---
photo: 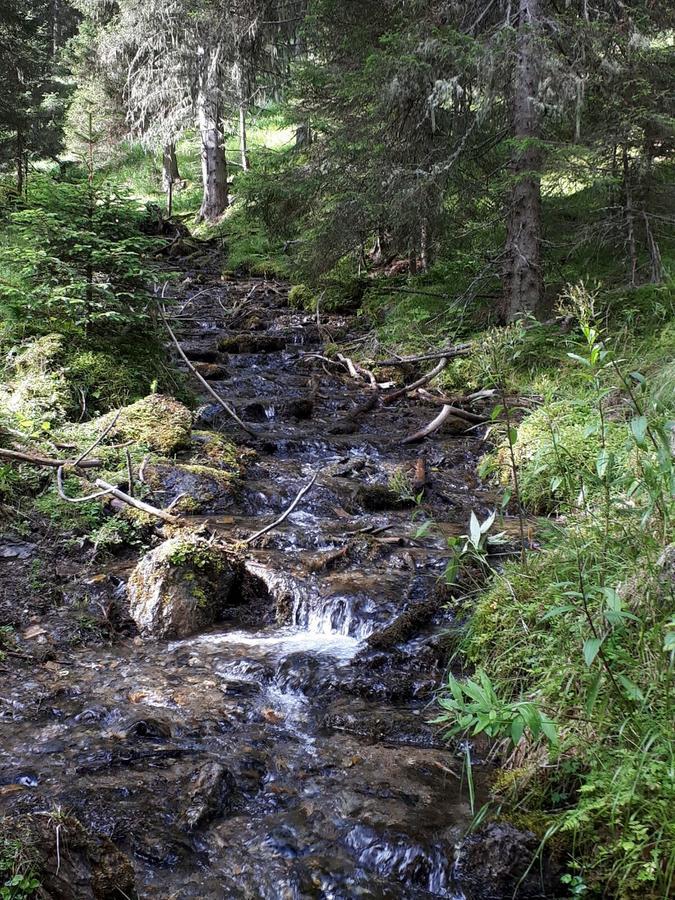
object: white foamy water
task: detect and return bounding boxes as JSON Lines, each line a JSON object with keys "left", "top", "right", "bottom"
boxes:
{"left": 169, "top": 626, "right": 361, "bottom": 663}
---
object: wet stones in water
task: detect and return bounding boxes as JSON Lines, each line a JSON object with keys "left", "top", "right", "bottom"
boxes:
{"left": 457, "top": 822, "right": 559, "bottom": 899}
{"left": 127, "top": 535, "right": 238, "bottom": 639}
{"left": 322, "top": 699, "right": 443, "bottom": 749}
{"left": 192, "top": 361, "right": 229, "bottom": 380}
{"left": 218, "top": 334, "right": 286, "bottom": 354}
{"left": 179, "top": 761, "right": 236, "bottom": 830}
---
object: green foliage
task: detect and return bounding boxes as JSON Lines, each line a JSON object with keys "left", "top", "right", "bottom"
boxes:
{"left": 0, "top": 836, "right": 40, "bottom": 900}
{"left": 439, "top": 286, "right": 675, "bottom": 897}
{"left": 0, "top": 174, "right": 159, "bottom": 338}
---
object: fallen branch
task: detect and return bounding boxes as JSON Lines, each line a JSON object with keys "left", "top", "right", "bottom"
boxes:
{"left": 74, "top": 410, "right": 120, "bottom": 466}
{"left": 415, "top": 390, "right": 488, "bottom": 423}
{"left": 382, "top": 357, "right": 448, "bottom": 405}
{"left": 57, "top": 466, "right": 113, "bottom": 503}
{"left": 374, "top": 342, "right": 472, "bottom": 367}
{"left": 93, "top": 478, "right": 180, "bottom": 524}
{"left": 245, "top": 471, "right": 319, "bottom": 544}
{"left": 0, "top": 448, "right": 102, "bottom": 470}
{"left": 402, "top": 405, "right": 455, "bottom": 444}
{"left": 157, "top": 301, "right": 259, "bottom": 438}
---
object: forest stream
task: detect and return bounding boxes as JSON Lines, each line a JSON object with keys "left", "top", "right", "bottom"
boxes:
{"left": 0, "top": 256, "right": 542, "bottom": 899}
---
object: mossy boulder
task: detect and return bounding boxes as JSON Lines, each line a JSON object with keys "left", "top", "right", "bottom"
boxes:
{"left": 107, "top": 394, "right": 192, "bottom": 454}
{"left": 146, "top": 462, "right": 238, "bottom": 514}
{"left": 127, "top": 535, "right": 237, "bottom": 639}
{"left": 58, "top": 394, "right": 192, "bottom": 460}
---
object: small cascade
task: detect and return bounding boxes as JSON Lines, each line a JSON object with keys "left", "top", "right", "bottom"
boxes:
{"left": 345, "top": 826, "right": 464, "bottom": 899}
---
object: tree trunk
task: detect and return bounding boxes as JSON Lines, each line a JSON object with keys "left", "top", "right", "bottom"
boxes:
{"left": 162, "top": 143, "right": 181, "bottom": 192}
{"left": 239, "top": 103, "right": 250, "bottom": 171}
{"left": 502, "top": 0, "right": 543, "bottom": 322}
{"left": 16, "top": 128, "right": 24, "bottom": 196}
{"left": 196, "top": 73, "right": 228, "bottom": 222}
{"left": 622, "top": 146, "right": 638, "bottom": 287}
{"left": 295, "top": 122, "right": 312, "bottom": 150}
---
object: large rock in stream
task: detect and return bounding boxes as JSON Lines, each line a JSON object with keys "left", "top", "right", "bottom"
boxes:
{"left": 127, "top": 535, "right": 237, "bottom": 639}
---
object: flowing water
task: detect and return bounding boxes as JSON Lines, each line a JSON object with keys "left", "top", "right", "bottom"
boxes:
{"left": 0, "top": 263, "right": 515, "bottom": 898}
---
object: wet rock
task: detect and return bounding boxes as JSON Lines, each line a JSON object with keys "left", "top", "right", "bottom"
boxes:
{"left": 146, "top": 462, "right": 237, "bottom": 514}
{"left": 180, "top": 761, "right": 236, "bottom": 829}
{"left": 355, "top": 483, "right": 415, "bottom": 512}
{"left": 218, "top": 334, "right": 286, "bottom": 354}
{"left": 0, "top": 537, "right": 36, "bottom": 559}
{"left": 193, "top": 361, "right": 229, "bottom": 380}
{"left": 322, "top": 700, "right": 443, "bottom": 749}
{"left": 181, "top": 347, "right": 221, "bottom": 364}
{"left": 127, "top": 535, "right": 237, "bottom": 639}
{"left": 334, "top": 646, "right": 441, "bottom": 702}
{"left": 458, "top": 822, "right": 558, "bottom": 899}
{"left": 345, "top": 824, "right": 453, "bottom": 896}
{"left": 2, "top": 813, "right": 137, "bottom": 899}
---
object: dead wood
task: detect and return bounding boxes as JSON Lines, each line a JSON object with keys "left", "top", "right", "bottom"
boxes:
{"left": 157, "top": 301, "right": 259, "bottom": 438}
{"left": 245, "top": 471, "right": 319, "bottom": 544}
{"left": 401, "top": 405, "right": 455, "bottom": 444}
{"left": 382, "top": 356, "right": 448, "bottom": 405}
{"left": 415, "top": 390, "right": 488, "bottom": 423}
{"left": 93, "top": 478, "right": 180, "bottom": 524}
{"left": 0, "top": 448, "right": 102, "bottom": 470}
{"left": 373, "top": 342, "right": 472, "bottom": 367}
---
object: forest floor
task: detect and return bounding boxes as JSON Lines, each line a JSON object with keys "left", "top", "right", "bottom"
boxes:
{"left": 0, "top": 244, "right": 555, "bottom": 898}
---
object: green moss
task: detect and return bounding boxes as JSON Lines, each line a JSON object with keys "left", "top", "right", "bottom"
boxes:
{"left": 484, "top": 401, "right": 631, "bottom": 513}
{"left": 57, "top": 394, "right": 192, "bottom": 459}
{"left": 288, "top": 284, "right": 317, "bottom": 310}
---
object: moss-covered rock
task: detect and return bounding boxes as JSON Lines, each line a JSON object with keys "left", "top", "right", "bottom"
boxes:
{"left": 145, "top": 462, "right": 238, "bottom": 514}
{"left": 127, "top": 534, "right": 237, "bottom": 639}
{"left": 58, "top": 394, "right": 193, "bottom": 459}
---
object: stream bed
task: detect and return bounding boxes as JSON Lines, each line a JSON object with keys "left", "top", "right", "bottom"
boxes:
{"left": 0, "top": 264, "right": 543, "bottom": 898}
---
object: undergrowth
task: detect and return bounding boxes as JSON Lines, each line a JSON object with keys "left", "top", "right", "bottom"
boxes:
{"left": 436, "top": 283, "right": 675, "bottom": 898}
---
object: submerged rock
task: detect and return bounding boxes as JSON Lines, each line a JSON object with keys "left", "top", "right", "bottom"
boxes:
{"left": 179, "top": 761, "right": 236, "bottom": 830}
{"left": 127, "top": 535, "right": 237, "bottom": 639}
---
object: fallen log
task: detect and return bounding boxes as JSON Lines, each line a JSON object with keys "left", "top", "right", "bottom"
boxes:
{"left": 93, "top": 478, "right": 180, "bottom": 524}
{"left": 0, "top": 448, "right": 102, "bottom": 470}
{"left": 402, "top": 405, "right": 455, "bottom": 444}
{"left": 415, "top": 390, "right": 488, "bottom": 423}
{"left": 382, "top": 357, "right": 448, "bottom": 405}
{"left": 374, "top": 342, "right": 472, "bottom": 367}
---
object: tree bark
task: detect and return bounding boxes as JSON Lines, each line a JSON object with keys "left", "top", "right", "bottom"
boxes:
{"left": 162, "top": 143, "right": 181, "bottom": 192}
{"left": 295, "top": 122, "right": 312, "bottom": 150}
{"left": 196, "top": 58, "right": 228, "bottom": 222}
{"left": 622, "top": 146, "right": 638, "bottom": 287}
{"left": 16, "top": 127, "right": 23, "bottom": 196}
{"left": 502, "top": 0, "right": 543, "bottom": 322}
{"left": 239, "top": 102, "right": 250, "bottom": 171}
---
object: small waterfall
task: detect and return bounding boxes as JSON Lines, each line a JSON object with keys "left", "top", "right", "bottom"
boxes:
{"left": 345, "top": 825, "right": 463, "bottom": 899}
